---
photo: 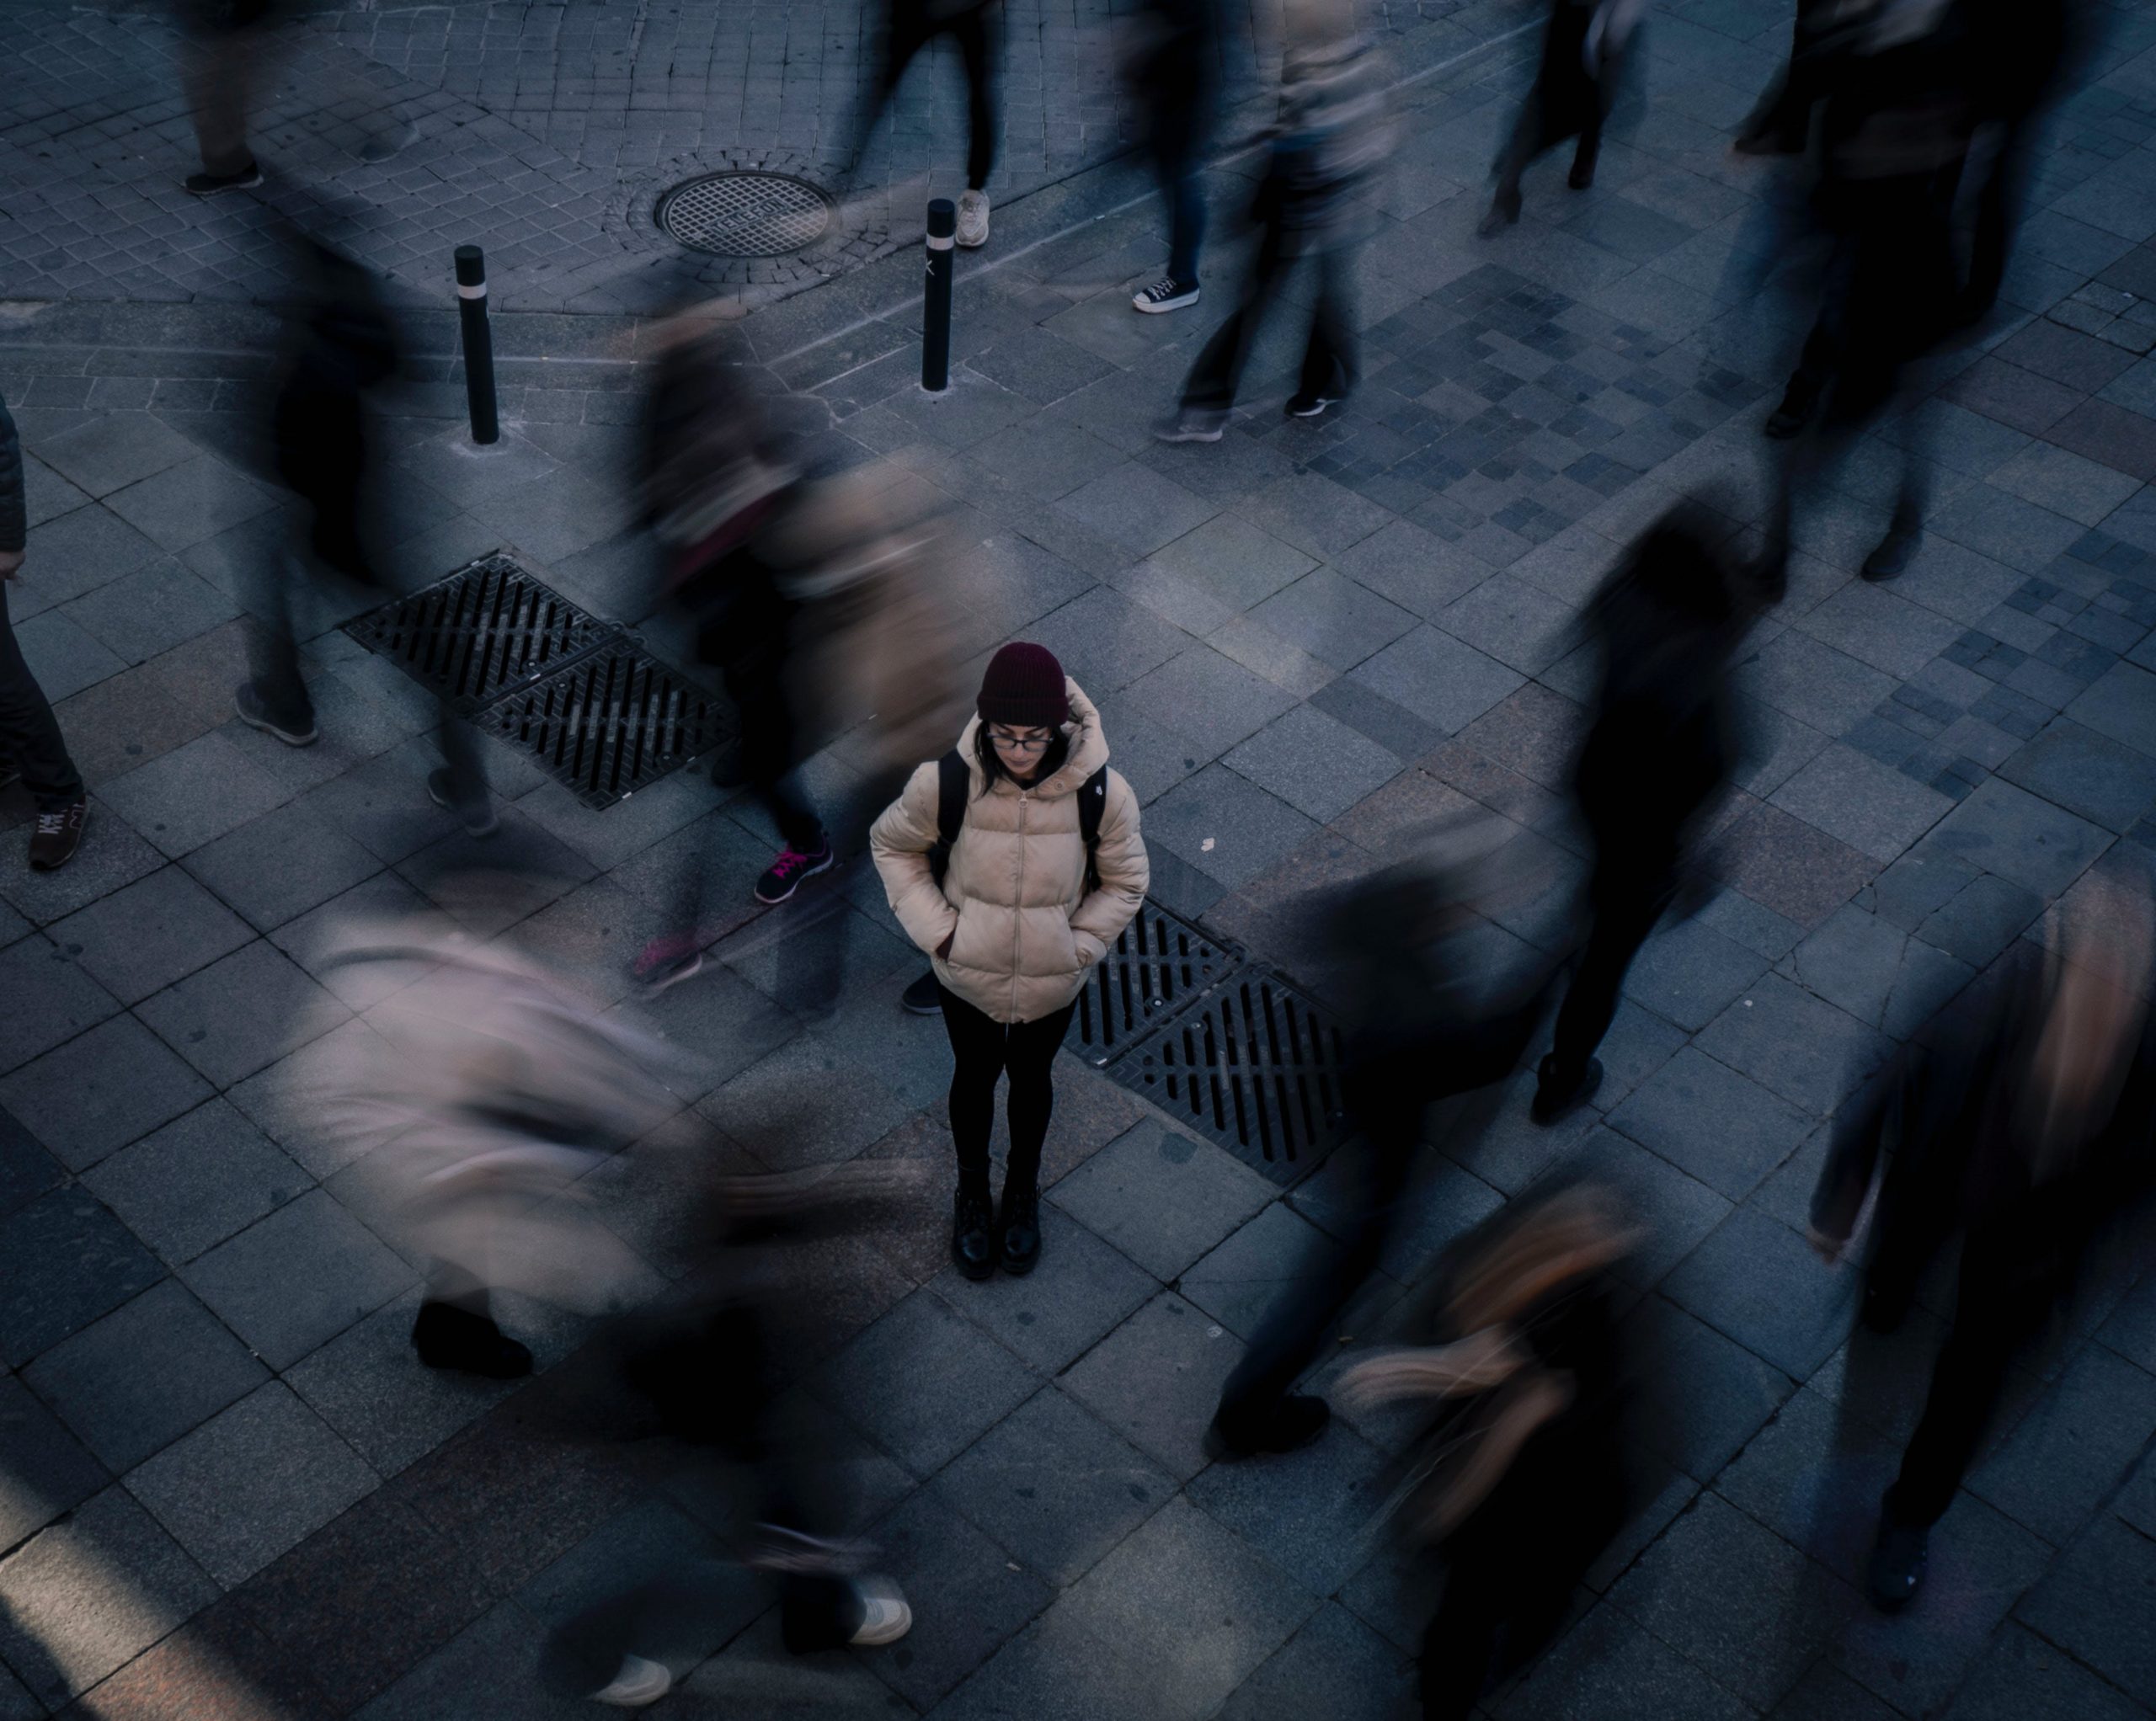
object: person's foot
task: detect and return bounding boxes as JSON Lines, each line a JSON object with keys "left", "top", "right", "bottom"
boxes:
{"left": 848, "top": 1575, "right": 914, "bottom": 1647}
{"left": 1529, "top": 1053, "right": 1603, "bottom": 1124}
{"left": 359, "top": 120, "right": 419, "bottom": 163}
{"left": 29, "top": 801, "right": 87, "bottom": 872}
{"left": 427, "top": 767, "right": 499, "bottom": 838}
{"left": 1207, "top": 1394, "right": 1331, "bottom": 1458}
{"left": 1863, "top": 524, "right": 1920, "bottom": 583}
{"left": 1286, "top": 392, "right": 1341, "bottom": 420}
{"left": 1860, "top": 1277, "right": 1915, "bottom": 1335}
{"left": 1752, "top": 541, "right": 1790, "bottom": 605}
{"left": 956, "top": 188, "right": 990, "bottom": 248}
{"left": 953, "top": 1188, "right": 996, "bottom": 1281}
{"left": 1477, "top": 187, "right": 1522, "bottom": 237}
{"left": 754, "top": 838, "right": 834, "bottom": 905}
{"left": 636, "top": 950, "right": 704, "bottom": 997}
{"left": 1133, "top": 276, "right": 1201, "bottom": 314}
{"left": 410, "top": 1300, "right": 533, "bottom": 1378}
{"left": 1732, "top": 129, "right": 1804, "bottom": 157}
{"left": 233, "top": 680, "right": 319, "bottom": 747}
{"left": 1764, "top": 388, "right": 1812, "bottom": 440}
{"left": 183, "top": 161, "right": 263, "bottom": 196}
{"left": 902, "top": 970, "right": 944, "bottom": 1015}
{"left": 1154, "top": 408, "right": 1225, "bottom": 445}
{"left": 591, "top": 1653, "right": 671, "bottom": 1708}
{"left": 1867, "top": 1499, "right": 1929, "bottom": 1612}
{"left": 1568, "top": 157, "right": 1597, "bottom": 190}
{"left": 999, "top": 1186, "right": 1042, "bottom": 1276}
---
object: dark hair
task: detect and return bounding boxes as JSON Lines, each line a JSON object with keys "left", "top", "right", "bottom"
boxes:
{"left": 974, "top": 721, "right": 1070, "bottom": 796}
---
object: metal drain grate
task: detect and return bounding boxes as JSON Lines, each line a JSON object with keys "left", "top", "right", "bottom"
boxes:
{"left": 472, "top": 641, "right": 735, "bottom": 809}
{"left": 344, "top": 554, "right": 609, "bottom": 714}
{"left": 658, "top": 171, "right": 832, "bottom": 257}
{"left": 1070, "top": 902, "right": 1238, "bottom": 1058}
{"left": 1112, "top": 969, "right": 1352, "bottom": 1186}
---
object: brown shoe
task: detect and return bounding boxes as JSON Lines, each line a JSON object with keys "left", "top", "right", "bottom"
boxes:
{"left": 29, "top": 800, "right": 86, "bottom": 871}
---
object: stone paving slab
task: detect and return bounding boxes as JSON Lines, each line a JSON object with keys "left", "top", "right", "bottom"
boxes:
{"left": 3, "top": 0, "right": 2156, "bottom": 1718}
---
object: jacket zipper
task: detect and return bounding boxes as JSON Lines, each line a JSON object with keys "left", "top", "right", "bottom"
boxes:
{"left": 1011, "top": 790, "right": 1027, "bottom": 1020}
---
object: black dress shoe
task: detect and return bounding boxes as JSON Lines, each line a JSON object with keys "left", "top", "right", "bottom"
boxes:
{"left": 999, "top": 1188, "right": 1042, "bottom": 1276}
{"left": 1868, "top": 1498, "right": 1929, "bottom": 1612}
{"left": 1529, "top": 1054, "right": 1603, "bottom": 1125}
{"left": 1206, "top": 1394, "right": 1331, "bottom": 1459}
{"left": 953, "top": 1189, "right": 996, "bottom": 1281}
{"left": 411, "top": 1300, "right": 533, "bottom": 1378}
{"left": 1862, "top": 525, "right": 1919, "bottom": 583}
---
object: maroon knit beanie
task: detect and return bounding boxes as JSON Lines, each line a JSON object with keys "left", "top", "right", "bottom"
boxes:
{"left": 976, "top": 642, "right": 1070, "bottom": 728}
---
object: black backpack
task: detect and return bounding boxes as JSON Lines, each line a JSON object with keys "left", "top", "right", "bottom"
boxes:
{"left": 928, "top": 749, "right": 1109, "bottom": 889}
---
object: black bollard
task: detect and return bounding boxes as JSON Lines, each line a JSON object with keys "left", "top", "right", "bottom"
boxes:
{"left": 922, "top": 198, "right": 954, "bottom": 393}
{"left": 454, "top": 244, "right": 499, "bottom": 445}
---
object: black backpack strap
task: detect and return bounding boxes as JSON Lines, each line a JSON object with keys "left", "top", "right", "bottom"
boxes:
{"left": 1078, "top": 765, "right": 1109, "bottom": 890}
{"left": 928, "top": 749, "right": 969, "bottom": 884}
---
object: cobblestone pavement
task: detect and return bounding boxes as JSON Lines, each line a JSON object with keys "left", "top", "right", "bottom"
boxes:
{"left": 7, "top": 0, "right": 2156, "bottom": 1717}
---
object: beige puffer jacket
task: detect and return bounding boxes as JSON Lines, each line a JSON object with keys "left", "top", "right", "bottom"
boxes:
{"left": 871, "top": 679, "right": 1148, "bottom": 1025}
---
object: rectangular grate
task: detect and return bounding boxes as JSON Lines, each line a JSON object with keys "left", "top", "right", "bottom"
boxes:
{"left": 344, "top": 553, "right": 611, "bottom": 714}
{"left": 1107, "top": 967, "right": 1352, "bottom": 1186}
{"left": 472, "top": 640, "right": 736, "bottom": 809}
{"left": 1070, "top": 902, "right": 1239, "bottom": 1059}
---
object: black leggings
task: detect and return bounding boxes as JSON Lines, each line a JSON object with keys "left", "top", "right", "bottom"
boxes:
{"left": 939, "top": 981, "right": 1075, "bottom": 1195}
{"left": 857, "top": 0, "right": 1000, "bottom": 190}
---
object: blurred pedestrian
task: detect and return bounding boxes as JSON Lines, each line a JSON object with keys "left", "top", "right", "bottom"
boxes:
{"left": 1956, "top": 0, "right": 2081, "bottom": 323}
{"left": 0, "top": 397, "right": 89, "bottom": 872}
{"left": 1530, "top": 501, "right": 1753, "bottom": 1122}
{"left": 1810, "top": 901, "right": 2156, "bottom": 1612}
{"left": 232, "top": 242, "right": 496, "bottom": 835}
{"left": 1342, "top": 1175, "right": 1640, "bottom": 1719}
{"left": 1480, "top": 0, "right": 1645, "bottom": 234}
{"left": 1732, "top": 0, "right": 1834, "bottom": 155}
{"left": 1126, "top": 0, "right": 1220, "bottom": 314}
{"left": 850, "top": 0, "right": 1004, "bottom": 248}
{"left": 1155, "top": 0, "right": 1390, "bottom": 440}
{"left": 871, "top": 643, "right": 1146, "bottom": 1279}
{"left": 1209, "top": 834, "right": 1563, "bottom": 1457}
{"left": 1756, "top": 0, "right": 1977, "bottom": 586}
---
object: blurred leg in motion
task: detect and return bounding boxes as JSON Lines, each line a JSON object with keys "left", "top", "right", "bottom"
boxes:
{"left": 175, "top": 0, "right": 280, "bottom": 190}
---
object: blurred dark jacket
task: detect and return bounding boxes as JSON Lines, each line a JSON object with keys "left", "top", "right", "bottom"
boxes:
{"left": 0, "top": 400, "right": 24, "bottom": 556}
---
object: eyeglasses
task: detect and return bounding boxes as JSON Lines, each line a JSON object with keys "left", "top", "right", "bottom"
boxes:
{"left": 989, "top": 730, "right": 1054, "bottom": 754}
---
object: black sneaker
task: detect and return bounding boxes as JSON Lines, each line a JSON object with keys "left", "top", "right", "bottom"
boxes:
{"left": 1133, "top": 277, "right": 1201, "bottom": 314}
{"left": 1867, "top": 1499, "right": 1929, "bottom": 1612}
{"left": 999, "top": 1187, "right": 1042, "bottom": 1276}
{"left": 1206, "top": 1394, "right": 1331, "bottom": 1459}
{"left": 902, "top": 970, "right": 943, "bottom": 1015}
{"left": 1764, "top": 387, "right": 1813, "bottom": 440}
{"left": 410, "top": 1300, "right": 532, "bottom": 1379}
{"left": 1529, "top": 1053, "right": 1603, "bottom": 1124}
{"left": 953, "top": 1189, "right": 995, "bottom": 1281}
{"left": 28, "top": 800, "right": 87, "bottom": 872}
{"left": 184, "top": 162, "right": 264, "bottom": 195}
{"left": 427, "top": 767, "right": 499, "bottom": 838}
{"left": 1862, "top": 526, "right": 1919, "bottom": 583}
{"left": 1154, "top": 408, "right": 1225, "bottom": 445}
{"left": 754, "top": 838, "right": 834, "bottom": 905}
{"left": 233, "top": 681, "right": 319, "bottom": 747}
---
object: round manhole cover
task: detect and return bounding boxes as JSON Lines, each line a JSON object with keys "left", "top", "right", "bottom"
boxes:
{"left": 656, "top": 171, "right": 832, "bottom": 258}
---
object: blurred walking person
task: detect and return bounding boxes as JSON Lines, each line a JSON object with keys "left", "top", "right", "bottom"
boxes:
{"left": 1732, "top": 0, "right": 1833, "bottom": 155}
{"left": 1209, "top": 834, "right": 1562, "bottom": 1457}
{"left": 1530, "top": 500, "right": 1753, "bottom": 1122}
{"left": 871, "top": 644, "right": 1146, "bottom": 1280}
{"left": 0, "top": 397, "right": 88, "bottom": 871}
{"left": 1755, "top": 0, "right": 1978, "bottom": 586}
{"left": 1155, "top": 0, "right": 1390, "bottom": 440}
{"left": 1127, "top": 0, "right": 1220, "bottom": 314}
{"left": 232, "top": 242, "right": 495, "bottom": 835}
{"left": 1810, "top": 894, "right": 2156, "bottom": 1611}
{"left": 850, "top": 0, "right": 1004, "bottom": 248}
{"left": 1341, "top": 1176, "right": 1641, "bottom": 1718}
{"left": 1480, "top": 0, "right": 1645, "bottom": 233}
{"left": 1956, "top": 0, "right": 2082, "bottom": 324}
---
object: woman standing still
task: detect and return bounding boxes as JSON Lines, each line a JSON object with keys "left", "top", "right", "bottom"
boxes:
{"left": 872, "top": 644, "right": 1147, "bottom": 1279}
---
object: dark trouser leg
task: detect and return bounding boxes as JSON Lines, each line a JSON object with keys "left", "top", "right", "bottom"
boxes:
{"left": 179, "top": 19, "right": 263, "bottom": 177}
{"left": 246, "top": 549, "right": 316, "bottom": 730}
{"left": 849, "top": 5, "right": 929, "bottom": 172}
{"left": 722, "top": 659, "right": 823, "bottom": 852}
{"left": 1419, "top": 1568, "right": 1506, "bottom": 1721}
{"left": 0, "top": 579, "right": 84, "bottom": 808}
{"left": 950, "top": 4, "right": 999, "bottom": 191}
{"left": 999, "top": 999, "right": 1075, "bottom": 1193}
{"left": 1181, "top": 214, "right": 1289, "bottom": 411}
{"left": 1298, "top": 246, "right": 1358, "bottom": 402}
{"left": 1155, "top": 115, "right": 1207, "bottom": 284}
{"left": 1965, "top": 123, "right": 2026, "bottom": 318}
{"left": 1550, "top": 865, "right": 1670, "bottom": 1079}
{"left": 940, "top": 983, "right": 1008, "bottom": 1197}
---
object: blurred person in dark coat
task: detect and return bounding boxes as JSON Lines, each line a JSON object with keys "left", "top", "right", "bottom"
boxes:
{"left": 1480, "top": 0, "right": 1645, "bottom": 233}
{"left": 1529, "top": 499, "right": 1754, "bottom": 1122}
{"left": 1342, "top": 1175, "right": 1641, "bottom": 1718}
{"left": 1811, "top": 893, "right": 2156, "bottom": 1611}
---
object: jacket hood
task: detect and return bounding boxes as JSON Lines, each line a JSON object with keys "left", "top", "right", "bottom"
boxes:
{"left": 955, "top": 677, "right": 1108, "bottom": 799}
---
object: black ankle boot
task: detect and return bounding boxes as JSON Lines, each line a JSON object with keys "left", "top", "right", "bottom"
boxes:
{"left": 1529, "top": 1053, "right": 1603, "bottom": 1124}
{"left": 999, "top": 1186, "right": 1042, "bottom": 1276}
{"left": 411, "top": 1299, "right": 533, "bottom": 1378}
{"left": 953, "top": 1188, "right": 995, "bottom": 1281}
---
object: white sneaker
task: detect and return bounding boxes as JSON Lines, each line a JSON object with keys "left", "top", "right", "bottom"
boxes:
{"left": 1153, "top": 408, "right": 1225, "bottom": 445}
{"left": 1133, "top": 277, "right": 1201, "bottom": 313}
{"left": 592, "top": 1654, "right": 671, "bottom": 1708}
{"left": 956, "top": 189, "right": 990, "bottom": 248}
{"left": 849, "top": 1574, "right": 914, "bottom": 1647}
